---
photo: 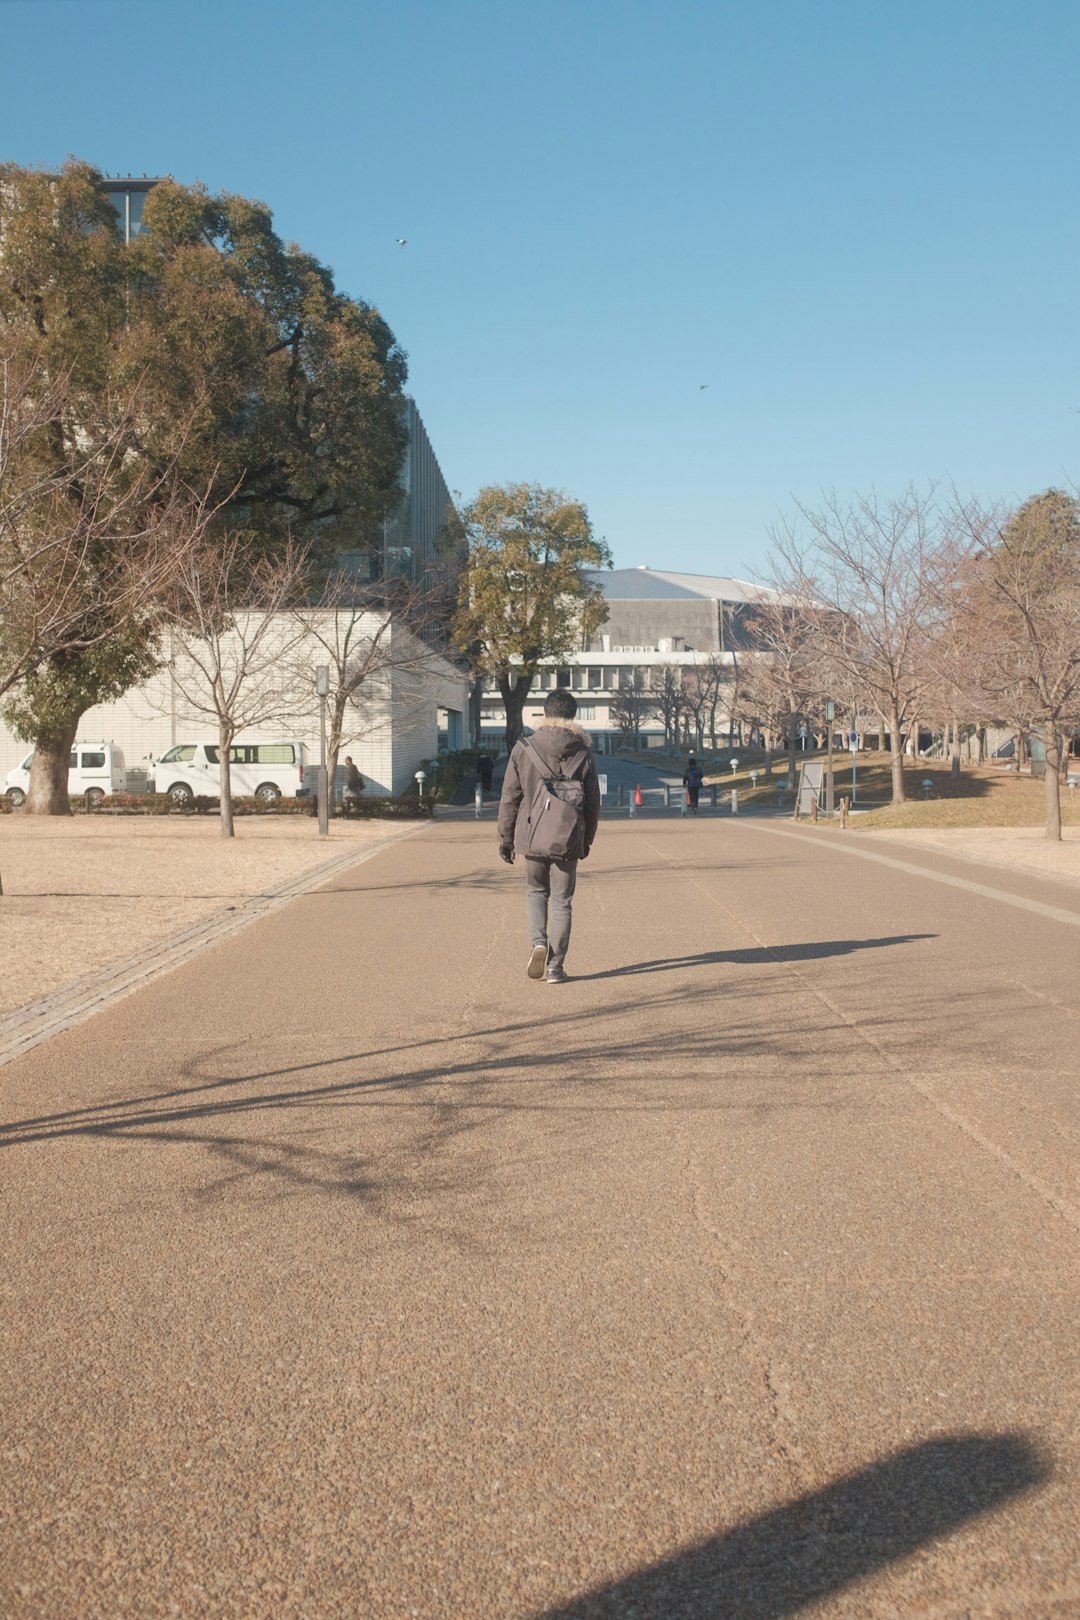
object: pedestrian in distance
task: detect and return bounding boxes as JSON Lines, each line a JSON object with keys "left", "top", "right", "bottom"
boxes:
{"left": 476, "top": 752, "right": 494, "bottom": 794}
{"left": 683, "top": 754, "right": 704, "bottom": 813}
{"left": 344, "top": 756, "right": 364, "bottom": 807}
{"left": 497, "top": 689, "right": 600, "bottom": 984}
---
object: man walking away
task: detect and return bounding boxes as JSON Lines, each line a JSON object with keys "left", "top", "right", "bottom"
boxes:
{"left": 683, "top": 754, "right": 704, "bottom": 813}
{"left": 497, "top": 690, "right": 600, "bottom": 983}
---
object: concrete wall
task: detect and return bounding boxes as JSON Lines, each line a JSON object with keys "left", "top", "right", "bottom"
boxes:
{"left": 585, "top": 598, "right": 720, "bottom": 654}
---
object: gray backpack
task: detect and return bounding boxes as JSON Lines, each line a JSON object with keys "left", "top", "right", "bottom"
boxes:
{"left": 520, "top": 740, "right": 589, "bottom": 859}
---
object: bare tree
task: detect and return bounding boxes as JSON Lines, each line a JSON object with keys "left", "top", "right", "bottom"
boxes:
{"left": 681, "top": 661, "right": 725, "bottom": 753}
{"left": 774, "top": 487, "right": 962, "bottom": 804}
{"left": 608, "top": 668, "right": 654, "bottom": 751}
{"left": 0, "top": 335, "right": 216, "bottom": 709}
{"left": 741, "top": 589, "right": 822, "bottom": 786}
{"left": 650, "top": 664, "right": 686, "bottom": 752}
{"left": 291, "top": 572, "right": 458, "bottom": 799}
{"left": 165, "top": 535, "right": 313, "bottom": 837}
{"left": 953, "top": 490, "right": 1080, "bottom": 840}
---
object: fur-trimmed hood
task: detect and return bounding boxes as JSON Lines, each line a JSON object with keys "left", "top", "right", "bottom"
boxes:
{"left": 532, "top": 717, "right": 592, "bottom": 748}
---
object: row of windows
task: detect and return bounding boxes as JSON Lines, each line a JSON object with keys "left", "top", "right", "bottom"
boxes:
{"left": 160, "top": 743, "right": 298, "bottom": 765}
{"left": 534, "top": 667, "right": 645, "bottom": 692}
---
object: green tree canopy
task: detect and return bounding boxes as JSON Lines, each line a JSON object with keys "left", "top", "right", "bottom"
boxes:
{"left": 0, "top": 159, "right": 410, "bottom": 810}
{"left": 453, "top": 482, "right": 611, "bottom": 748}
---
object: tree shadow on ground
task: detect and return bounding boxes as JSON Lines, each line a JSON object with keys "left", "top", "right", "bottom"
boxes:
{"left": 0, "top": 935, "right": 939, "bottom": 1218}
{"left": 321, "top": 859, "right": 804, "bottom": 897}
{"left": 538, "top": 1433, "right": 1046, "bottom": 1619}
{"left": 574, "top": 935, "right": 936, "bottom": 981}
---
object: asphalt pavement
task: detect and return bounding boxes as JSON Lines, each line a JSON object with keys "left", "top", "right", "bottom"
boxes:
{"left": 1, "top": 815, "right": 1078, "bottom": 1618}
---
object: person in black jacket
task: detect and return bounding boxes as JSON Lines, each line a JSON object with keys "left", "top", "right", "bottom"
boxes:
{"left": 476, "top": 752, "right": 494, "bottom": 794}
{"left": 682, "top": 754, "right": 704, "bottom": 813}
{"left": 496, "top": 690, "right": 600, "bottom": 984}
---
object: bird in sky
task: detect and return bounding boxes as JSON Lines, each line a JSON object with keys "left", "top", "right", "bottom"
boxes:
{"left": 699, "top": 383, "right": 709, "bottom": 390}
{"left": 396, "top": 238, "right": 407, "bottom": 247}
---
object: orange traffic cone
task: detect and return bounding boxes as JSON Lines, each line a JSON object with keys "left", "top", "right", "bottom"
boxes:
{"left": 635, "top": 783, "right": 643, "bottom": 807}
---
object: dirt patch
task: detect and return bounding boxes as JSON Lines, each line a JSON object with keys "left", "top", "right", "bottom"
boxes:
{"left": 856, "top": 824, "right": 1080, "bottom": 887}
{"left": 0, "top": 816, "right": 412, "bottom": 1017}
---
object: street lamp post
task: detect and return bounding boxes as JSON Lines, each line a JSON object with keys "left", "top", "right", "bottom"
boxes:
{"left": 825, "top": 699, "right": 835, "bottom": 817}
{"left": 315, "top": 665, "right": 329, "bottom": 837}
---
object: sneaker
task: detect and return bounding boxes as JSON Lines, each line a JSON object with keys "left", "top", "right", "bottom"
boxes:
{"left": 546, "top": 966, "right": 568, "bottom": 984}
{"left": 527, "top": 944, "right": 548, "bottom": 980}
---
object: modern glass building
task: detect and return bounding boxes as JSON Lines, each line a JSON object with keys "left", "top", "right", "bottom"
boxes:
{"left": 101, "top": 176, "right": 161, "bottom": 243}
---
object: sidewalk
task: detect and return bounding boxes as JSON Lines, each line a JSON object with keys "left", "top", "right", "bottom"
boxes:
{"left": 1, "top": 816, "right": 1077, "bottom": 1618}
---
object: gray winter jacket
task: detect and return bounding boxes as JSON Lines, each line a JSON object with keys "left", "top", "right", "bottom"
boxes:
{"left": 497, "top": 720, "right": 601, "bottom": 859}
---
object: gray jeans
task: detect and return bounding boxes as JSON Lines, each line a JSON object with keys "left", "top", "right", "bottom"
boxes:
{"left": 525, "top": 857, "right": 578, "bottom": 971}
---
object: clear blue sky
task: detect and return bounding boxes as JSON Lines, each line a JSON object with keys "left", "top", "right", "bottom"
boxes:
{"left": 4, "top": 0, "right": 1078, "bottom": 578}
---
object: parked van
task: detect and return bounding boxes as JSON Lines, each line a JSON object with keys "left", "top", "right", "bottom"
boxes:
{"left": 4, "top": 742, "right": 127, "bottom": 808}
{"left": 148, "top": 740, "right": 308, "bottom": 806}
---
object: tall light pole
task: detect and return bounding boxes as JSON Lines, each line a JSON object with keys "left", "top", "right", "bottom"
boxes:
{"left": 825, "top": 698, "right": 835, "bottom": 816}
{"left": 316, "top": 665, "right": 329, "bottom": 836}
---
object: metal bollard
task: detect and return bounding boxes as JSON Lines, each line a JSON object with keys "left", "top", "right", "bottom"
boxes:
{"left": 664, "top": 785, "right": 672, "bottom": 809}
{"left": 731, "top": 788, "right": 739, "bottom": 815}
{"left": 711, "top": 784, "right": 718, "bottom": 808}
{"left": 474, "top": 782, "right": 483, "bottom": 818}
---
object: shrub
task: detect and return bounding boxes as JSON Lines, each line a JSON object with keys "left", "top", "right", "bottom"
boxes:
{"left": 425, "top": 748, "right": 483, "bottom": 804}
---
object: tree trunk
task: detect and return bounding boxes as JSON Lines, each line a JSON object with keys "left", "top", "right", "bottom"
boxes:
{"left": 786, "top": 717, "right": 797, "bottom": 789}
{"left": 500, "top": 672, "right": 533, "bottom": 752}
{"left": 889, "top": 705, "right": 906, "bottom": 803}
{"left": 1043, "top": 721, "right": 1063, "bottom": 842}
{"left": 950, "top": 715, "right": 961, "bottom": 780}
{"left": 327, "top": 692, "right": 350, "bottom": 808}
{"left": 218, "top": 721, "right": 235, "bottom": 838}
{"left": 25, "top": 716, "right": 81, "bottom": 815}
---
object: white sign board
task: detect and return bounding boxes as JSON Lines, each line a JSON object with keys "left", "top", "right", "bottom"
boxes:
{"left": 796, "top": 759, "right": 824, "bottom": 816}
{"left": 597, "top": 774, "right": 608, "bottom": 797}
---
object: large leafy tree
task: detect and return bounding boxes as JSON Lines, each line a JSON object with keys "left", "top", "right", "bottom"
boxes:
{"left": 0, "top": 159, "right": 409, "bottom": 811}
{"left": 453, "top": 483, "right": 611, "bottom": 750}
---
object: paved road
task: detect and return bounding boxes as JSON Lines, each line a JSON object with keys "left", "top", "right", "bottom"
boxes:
{"left": 1, "top": 817, "right": 1078, "bottom": 1618}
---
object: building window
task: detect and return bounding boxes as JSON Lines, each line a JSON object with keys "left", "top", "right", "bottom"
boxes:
{"left": 556, "top": 669, "right": 571, "bottom": 688}
{"left": 588, "top": 667, "right": 602, "bottom": 690}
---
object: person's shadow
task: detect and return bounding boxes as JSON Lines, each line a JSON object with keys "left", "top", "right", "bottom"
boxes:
{"left": 575, "top": 935, "right": 935, "bottom": 980}
{"left": 539, "top": 1433, "right": 1045, "bottom": 1618}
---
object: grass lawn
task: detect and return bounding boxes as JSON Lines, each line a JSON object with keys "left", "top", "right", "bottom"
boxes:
{"left": 826, "top": 757, "right": 1080, "bottom": 830}
{"left": 610, "top": 746, "right": 1080, "bottom": 829}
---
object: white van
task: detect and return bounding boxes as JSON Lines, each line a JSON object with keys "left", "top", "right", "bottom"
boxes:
{"left": 148, "top": 740, "right": 308, "bottom": 806}
{"left": 4, "top": 742, "right": 127, "bottom": 808}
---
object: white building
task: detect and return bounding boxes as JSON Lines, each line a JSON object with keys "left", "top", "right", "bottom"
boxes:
{"left": 479, "top": 566, "right": 783, "bottom": 752}
{"left": 0, "top": 613, "right": 467, "bottom": 798}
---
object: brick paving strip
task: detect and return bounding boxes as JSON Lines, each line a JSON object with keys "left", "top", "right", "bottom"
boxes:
{"left": 0, "top": 824, "right": 424, "bottom": 1069}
